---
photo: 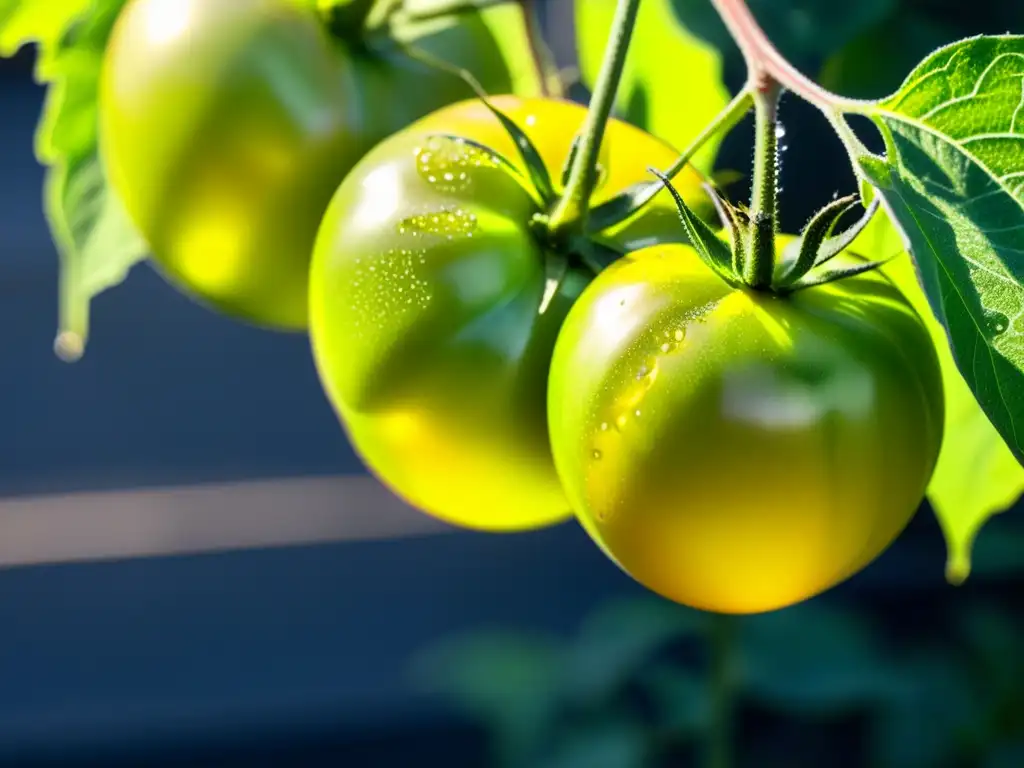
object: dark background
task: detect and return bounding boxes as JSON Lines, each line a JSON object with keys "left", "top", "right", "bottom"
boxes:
{"left": 2, "top": 1, "right": 1024, "bottom": 766}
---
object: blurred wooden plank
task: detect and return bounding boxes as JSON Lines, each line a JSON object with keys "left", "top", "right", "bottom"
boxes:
{"left": 0, "top": 475, "right": 449, "bottom": 568}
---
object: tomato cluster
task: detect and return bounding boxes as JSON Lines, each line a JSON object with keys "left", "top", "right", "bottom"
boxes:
{"left": 97, "top": 0, "right": 946, "bottom": 614}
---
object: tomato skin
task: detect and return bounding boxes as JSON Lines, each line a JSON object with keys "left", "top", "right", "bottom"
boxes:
{"left": 99, "top": 0, "right": 521, "bottom": 329}
{"left": 547, "top": 240, "right": 945, "bottom": 613}
{"left": 309, "top": 96, "right": 710, "bottom": 531}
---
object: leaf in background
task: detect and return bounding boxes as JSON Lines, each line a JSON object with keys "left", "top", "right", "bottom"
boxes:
{"left": 858, "top": 36, "right": 1024, "bottom": 473}
{"left": 2, "top": 0, "right": 146, "bottom": 359}
{"left": 848, "top": 206, "right": 1024, "bottom": 582}
{"left": 637, "top": 664, "right": 709, "bottom": 735}
{"left": 565, "top": 597, "right": 705, "bottom": 706}
{"left": 575, "top": 0, "right": 728, "bottom": 174}
{"left": 818, "top": 8, "right": 959, "bottom": 101}
{"left": 870, "top": 648, "right": 978, "bottom": 768}
{"left": 670, "top": 0, "right": 893, "bottom": 73}
{"left": 411, "top": 631, "right": 564, "bottom": 767}
{"left": 739, "top": 603, "right": 903, "bottom": 713}
{"left": 537, "top": 719, "right": 651, "bottom": 768}
{"left": 0, "top": 0, "right": 92, "bottom": 58}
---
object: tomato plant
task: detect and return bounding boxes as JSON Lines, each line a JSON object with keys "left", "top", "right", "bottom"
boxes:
{"left": 98, "top": 0, "right": 533, "bottom": 331}
{"left": 3, "top": 0, "right": 1024, "bottom": 629}
{"left": 309, "top": 94, "right": 712, "bottom": 530}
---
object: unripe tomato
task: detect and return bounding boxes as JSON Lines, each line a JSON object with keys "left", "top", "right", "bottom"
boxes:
{"left": 99, "top": 0, "right": 524, "bottom": 329}
{"left": 309, "top": 95, "right": 710, "bottom": 531}
{"left": 547, "top": 237, "right": 944, "bottom": 613}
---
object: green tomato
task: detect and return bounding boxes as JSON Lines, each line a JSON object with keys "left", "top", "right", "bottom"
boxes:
{"left": 99, "top": 0, "right": 522, "bottom": 329}
{"left": 309, "top": 95, "right": 710, "bottom": 531}
{"left": 547, "top": 237, "right": 945, "bottom": 613}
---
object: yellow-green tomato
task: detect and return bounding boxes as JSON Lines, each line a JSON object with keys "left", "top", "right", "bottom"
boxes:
{"left": 547, "top": 239, "right": 945, "bottom": 613}
{"left": 309, "top": 96, "right": 709, "bottom": 531}
{"left": 99, "top": 0, "right": 522, "bottom": 329}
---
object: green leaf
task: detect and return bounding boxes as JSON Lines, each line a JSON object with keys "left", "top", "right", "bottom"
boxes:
{"left": 575, "top": 0, "right": 728, "bottom": 175}
{"left": 411, "top": 631, "right": 564, "bottom": 766}
{"left": 0, "top": 0, "right": 93, "bottom": 58}
{"left": 740, "top": 603, "right": 903, "bottom": 714}
{"left": 847, "top": 208, "right": 1024, "bottom": 582}
{"left": 3, "top": 0, "right": 147, "bottom": 359}
{"left": 565, "top": 596, "right": 704, "bottom": 705}
{"left": 859, "top": 35, "right": 1024, "bottom": 471}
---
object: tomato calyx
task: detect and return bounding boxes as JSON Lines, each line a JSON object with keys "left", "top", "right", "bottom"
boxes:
{"left": 649, "top": 84, "right": 890, "bottom": 296}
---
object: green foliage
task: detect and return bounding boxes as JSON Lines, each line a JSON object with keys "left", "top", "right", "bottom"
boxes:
{"left": 575, "top": 0, "right": 729, "bottom": 174}
{"left": 848, "top": 207, "right": 1024, "bottom": 581}
{"left": 670, "top": 0, "right": 893, "bottom": 69}
{"left": 858, "top": 36, "right": 1024, "bottom": 470}
{"left": 417, "top": 593, "right": 1024, "bottom": 768}
{"left": 1, "top": 0, "right": 145, "bottom": 359}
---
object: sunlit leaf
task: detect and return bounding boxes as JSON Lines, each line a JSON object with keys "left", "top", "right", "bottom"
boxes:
{"left": 859, "top": 35, "right": 1024, "bottom": 472}
{"left": 575, "top": 0, "right": 728, "bottom": 174}
{"left": 2, "top": 0, "right": 146, "bottom": 359}
{"left": 848, "top": 202, "right": 1024, "bottom": 583}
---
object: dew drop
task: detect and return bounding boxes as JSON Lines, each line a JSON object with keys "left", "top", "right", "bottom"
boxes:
{"left": 984, "top": 309, "right": 1010, "bottom": 337}
{"left": 674, "top": 329, "right": 684, "bottom": 341}
{"left": 615, "top": 414, "right": 629, "bottom": 431}
{"left": 592, "top": 449, "right": 602, "bottom": 460}
{"left": 775, "top": 122, "right": 787, "bottom": 139}
{"left": 599, "top": 422, "right": 609, "bottom": 431}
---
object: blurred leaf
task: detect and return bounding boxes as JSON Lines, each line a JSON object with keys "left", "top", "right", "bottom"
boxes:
{"left": 870, "top": 649, "right": 979, "bottom": 768}
{"left": 566, "top": 597, "right": 705, "bottom": 705}
{"left": 818, "top": 9, "right": 959, "bottom": 101}
{"left": 739, "top": 603, "right": 902, "bottom": 713}
{"left": 575, "top": 0, "right": 728, "bottom": 174}
{"left": 638, "top": 664, "right": 709, "bottom": 735}
{"left": 472, "top": 0, "right": 544, "bottom": 99}
{"left": 849, "top": 209, "right": 1024, "bottom": 583}
{"left": 411, "top": 631, "right": 564, "bottom": 766}
{"left": 537, "top": 719, "right": 651, "bottom": 768}
{"left": 0, "top": 0, "right": 92, "bottom": 58}
{"left": 986, "top": 742, "right": 1024, "bottom": 768}
{"left": 670, "top": 0, "right": 893, "bottom": 69}
{"left": 2, "top": 0, "right": 147, "bottom": 359}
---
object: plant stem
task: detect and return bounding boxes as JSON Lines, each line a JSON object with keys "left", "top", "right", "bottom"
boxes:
{"left": 705, "top": 614, "right": 737, "bottom": 768}
{"left": 660, "top": 87, "right": 753, "bottom": 186}
{"left": 743, "top": 83, "right": 780, "bottom": 288}
{"left": 708, "top": 0, "right": 867, "bottom": 113}
{"left": 547, "top": 0, "right": 642, "bottom": 235}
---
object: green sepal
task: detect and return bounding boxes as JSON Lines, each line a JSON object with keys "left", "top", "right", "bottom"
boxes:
{"left": 650, "top": 168, "right": 736, "bottom": 284}
{"left": 398, "top": 42, "right": 555, "bottom": 202}
{"left": 704, "top": 182, "right": 747, "bottom": 277}
{"left": 539, "top": 251, "right": 569, "bottom": 314}
{"left": 778, "top": 194, "right": 859, "bottom": 286}
{"left": 813, "top": 197, "right": 880, "bottom": 268}
{"left": 423, "top": 132, "right": 543, "bottom": 204}
{"left": 786, "top": 257, "right": 892, "bottom": 292}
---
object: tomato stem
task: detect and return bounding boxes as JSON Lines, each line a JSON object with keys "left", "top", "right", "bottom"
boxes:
{"left": 707, "top": 0, "right": 866, "bottom": 113}
{"left": 743, "top": 84, "right": 780, "bottom": 289}
{"left": 546, "top": 0, "right": 642, "bottom": 236}
{"left": 705, "top": 613, "right": 737, "bottom": 768}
